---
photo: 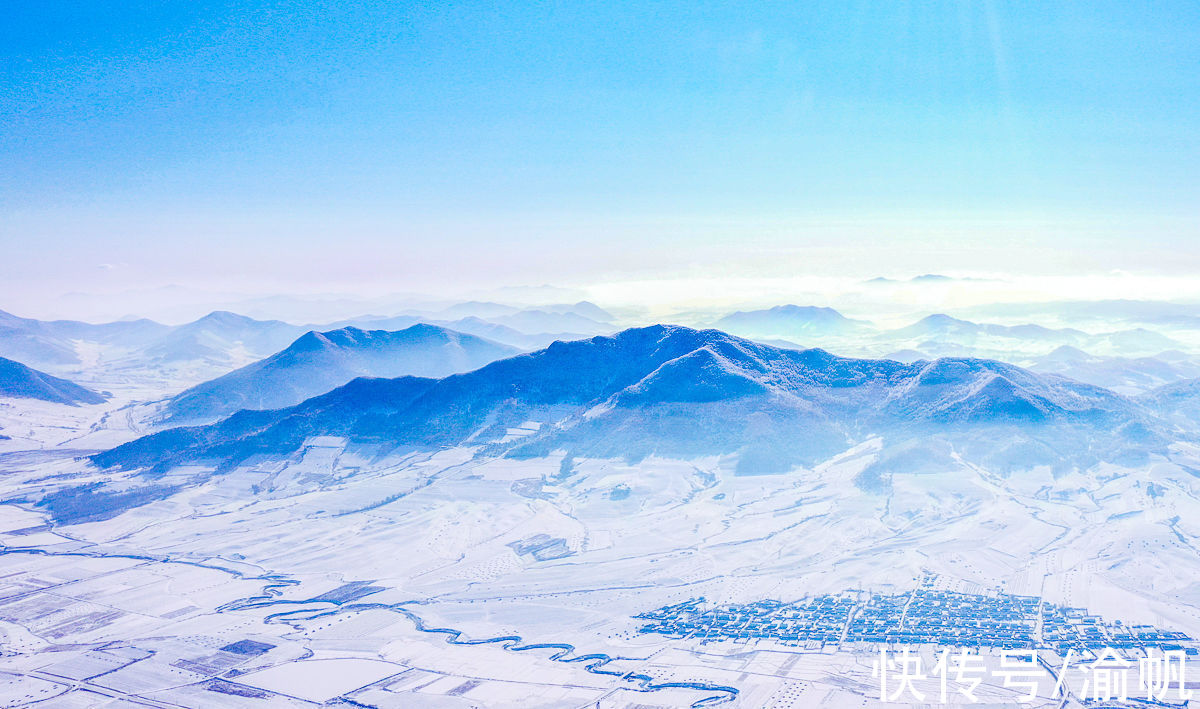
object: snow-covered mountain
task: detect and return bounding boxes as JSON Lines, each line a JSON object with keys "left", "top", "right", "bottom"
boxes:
{"left": 163, "top": 325, "right": 520, "bottom": 423}
{"left": 0, "top": 356, "right": 107, "bottom": 405}
{"left": 96, "top": 325, "right": 1156, "bottom": 474}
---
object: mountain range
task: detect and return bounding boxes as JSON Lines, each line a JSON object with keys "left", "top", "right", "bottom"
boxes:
{"left": 96, "top": 325, "right": 1162, "bottom": 475}
{"left": 163, "top": 324, "right": 519, "bottom": 423}
{"left": 337, "top": 305, "right": 613, "bottom": 350}
{"left": 700, "top": 306, "right": 1182, "bottom": 359}
{"left": 887, "top": 314, "right": 1182, "bottom": 354}
{"left": 5, "top": 299, "right": 1185, "bottom": 387}
{"left": 0, "top": 301, "right": 612, "bottom": 373}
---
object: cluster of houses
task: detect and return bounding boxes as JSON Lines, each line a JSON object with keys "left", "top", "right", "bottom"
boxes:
{"left": 636, "top": 584, "right": 1198, "bottom": 658}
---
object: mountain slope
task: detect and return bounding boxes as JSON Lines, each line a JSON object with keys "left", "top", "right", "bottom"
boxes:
{"left": 163, "top": 325, "right": 520, "bottom": 423}
{"left": 0, "top": 356, "right": 108, "bottom": 405}
{"left": 1140, "top": 377, "right": 1200, "bottom": 426}
{"left": 1030, "top": 346, "right": 1200, "bottom": 395}
{"left": 96, "top": 326, "right": 1154, "bottom": 474}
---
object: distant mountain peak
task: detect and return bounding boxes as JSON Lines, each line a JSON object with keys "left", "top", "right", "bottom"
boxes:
{"left": 614, "top": 345, "right": 771, "bottom": 405}
{"left": 194, "top": 310, "right": 258, "bottom": 325}
{"left": 738, "top": 304, "right": 848, "bottom": 320}
{"left": 914, "top": 313, "right": 971, "bottom": 328}
{"left": 712, "top": 305, "right": 869, "bottom": 339}
{"left": 161, "top": 323, "right": 519, "bottom": 424}
{"left": 1043, "top": 345, "right": 1091, "bottom": 361}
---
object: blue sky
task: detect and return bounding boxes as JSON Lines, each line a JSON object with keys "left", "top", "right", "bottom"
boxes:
{"left": 2, "top": 1, "right": 1198, "bottom": 302}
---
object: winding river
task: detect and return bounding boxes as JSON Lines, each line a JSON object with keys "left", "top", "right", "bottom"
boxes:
{"left": 0, "top": 545, "right": 739, "bottom": 707}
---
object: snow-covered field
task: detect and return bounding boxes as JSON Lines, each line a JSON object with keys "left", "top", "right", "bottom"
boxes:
{"left": 1, "top": 412, "right": 1198, "bottom": 707}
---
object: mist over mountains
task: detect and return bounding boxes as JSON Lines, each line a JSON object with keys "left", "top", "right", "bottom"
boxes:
{"left": 0, "top": 307, "right": 299, "bottom": 371}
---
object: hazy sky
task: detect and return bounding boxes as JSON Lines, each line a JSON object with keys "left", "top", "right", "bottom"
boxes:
{"left": 3, "top": 1, "right": 1198, "bottom": 308}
